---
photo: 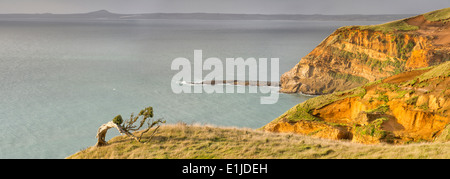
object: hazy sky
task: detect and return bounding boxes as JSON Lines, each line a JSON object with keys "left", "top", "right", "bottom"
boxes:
{"left": 1, "top": 0, "right": 449, "bottom": 15}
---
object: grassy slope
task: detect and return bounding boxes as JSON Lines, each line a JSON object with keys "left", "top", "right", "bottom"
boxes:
{"left": 67, "top": 124, "right": 449, "bottom": 159}
{"left": 423, "top": 7, "right": 450, "bottom": 22}
{"left": 355, "top": 20, "right": 419, "bottom": 32}
{"left": 416, "top": 61, "right": 450, "bottom": 82}
{"left": 339, "top": 17, "right": 419, "bottom": 33}
{"left": 341, "top": 7, "right": 450, "bottom": 33}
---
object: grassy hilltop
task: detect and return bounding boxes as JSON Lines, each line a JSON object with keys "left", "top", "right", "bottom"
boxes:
{"left": 67, "top": 123, "right": 449, "bottom": 159}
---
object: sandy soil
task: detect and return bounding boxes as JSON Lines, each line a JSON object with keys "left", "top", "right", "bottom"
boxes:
{"left": 382, "top": 69, "right": 429, "bottom": 84}
{"left": 405, "top": 15, "right": 450, "bottom": 45}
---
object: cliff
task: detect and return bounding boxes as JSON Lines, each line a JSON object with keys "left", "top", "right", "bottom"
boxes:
{"left": 281, "top": 7, "right": 450, "bottom": 95}
{"left": 264, "top": 61, "right": 450, "bottom": 144}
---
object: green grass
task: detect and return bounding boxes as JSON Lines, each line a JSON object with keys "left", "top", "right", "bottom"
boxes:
{"left": 67, "top": 124, "right": 450, "bottom": 159}
{"left": 342, "top": 20, "right": 419, "bottom": 33}
{"left": 364, "top": 79, "right": 383, "bottom": 88}
{"left": 435, "top": 124, "right": 450, "bottom": 142}
{"left": 380, "top": 83, "right": 400, "bottom": 92}
{"left": 416, "top": 81, "right": 429, "bottom": 88}
{"left": 364, "top": 57, "right": 406, "bottom": 74}
{"left": 423, "top": 7, "right": 450, "bottom": 22}
{"left": 401, "top": 78, "right": 417, "bottom": 87}
{"left": 405, "top": 96, "right": 419, "bottom": 105}
{"left": 364, "top": 20, "right": 418, "bottom": 32}
{"left": 416, "top": 61, "right": 450, "bottom": 82}
{"left": 395, "top": 89, "right": 414, "bottom": 99}
{"left": 365, "top": 104, "right": 390, "bottom": 114}
{"left": 377, "top": 94, "right": 390, "bottom": 103}
{"left": 401, "top": 61, "right": 450, "bottom": 87}
{"left": 418, "top": 103, "right": 429, "bottom": 110}
{"left": 355, "top": 118, "right": 389, "bottom": 138}
{"left": 328, "top": 71, "right": 369, "bottom": 84}
{"left": 339, "top": 7, "right": 450, "bottom": 32}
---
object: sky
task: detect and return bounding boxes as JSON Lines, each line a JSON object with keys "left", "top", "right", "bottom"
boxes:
{"left": 0, "top": 0, "right": 449, "bottom": 15}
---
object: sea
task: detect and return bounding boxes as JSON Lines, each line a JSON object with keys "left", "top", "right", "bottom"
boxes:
{"left": 0, "top": 18, "right": 384, "bottom": 158}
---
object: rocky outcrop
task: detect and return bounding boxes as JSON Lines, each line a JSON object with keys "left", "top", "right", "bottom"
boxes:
{"left": 281, "top": 8, "right": 450, "bottom": 95}
{"left": 264, "top": 61, "right": 450, "bottom": 144}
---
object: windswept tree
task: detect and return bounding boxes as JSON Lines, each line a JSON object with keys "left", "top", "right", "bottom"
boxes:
{"left": 95, "top": 107, "right": 165, "bottom": 147}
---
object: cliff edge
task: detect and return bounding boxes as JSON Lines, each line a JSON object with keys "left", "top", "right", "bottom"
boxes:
{"left": 281, "top": 7, "right": 450, "bottom": 95}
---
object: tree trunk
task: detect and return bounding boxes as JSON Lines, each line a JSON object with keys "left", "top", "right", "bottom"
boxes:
{"left": 95, "top": 121, "right": 142, "bottom": 147}
{"left": 95, "top": 121, "right": 121, "bottom": 147}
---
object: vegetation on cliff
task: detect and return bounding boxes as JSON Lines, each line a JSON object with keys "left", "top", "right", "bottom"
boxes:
{"left": 424, "top": 7, "right": 450, "bottom": 22}
{"left": 67, "top": 123, "right": 449, "bottom": 159}
{"left": 280, "top": 7, "right": 450, "bottom": 95}
{"left": 346, "top": 19, "right": 419, "bottom": 32}
{"left": 265, "top": 61, "right": 450, "bottom": 144}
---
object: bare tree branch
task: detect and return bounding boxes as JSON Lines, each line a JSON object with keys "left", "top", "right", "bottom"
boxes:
{"left": 95, "top": 107, "right": 166, "bottom": 147}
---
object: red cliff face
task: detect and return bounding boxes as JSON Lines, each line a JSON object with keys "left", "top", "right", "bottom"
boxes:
{"left": 281, "top": 14, "right": 450, "bottom": 95}
{"left": 266, "top": 9, "right": 450, "bottom": 144}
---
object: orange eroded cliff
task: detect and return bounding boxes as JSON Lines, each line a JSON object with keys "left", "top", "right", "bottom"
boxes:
{"left": 264, "top": 61, "right": 450, "bottom": 144}
{"left": 281, "top": 8, "right": 450, "bottom": 95}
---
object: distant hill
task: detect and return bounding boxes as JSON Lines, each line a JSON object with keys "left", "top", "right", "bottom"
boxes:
{"left": 0, "top": 10, "right": 415, "bottom": 21}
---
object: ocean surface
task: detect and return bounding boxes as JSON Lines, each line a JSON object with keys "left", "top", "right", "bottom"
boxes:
{"left": 0, "top": 19, "right": 384, "bottom": 158}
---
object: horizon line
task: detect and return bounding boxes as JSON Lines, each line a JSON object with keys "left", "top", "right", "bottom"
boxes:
{"left": 0, "top": 10, "right": 418, "bottom": 16}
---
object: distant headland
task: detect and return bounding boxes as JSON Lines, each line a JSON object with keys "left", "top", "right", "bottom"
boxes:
{"left": 0, "top": 10, "right": 415, "bottom": 21}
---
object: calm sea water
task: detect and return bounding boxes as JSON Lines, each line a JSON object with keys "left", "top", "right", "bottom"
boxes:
{"left": 0, "top": 19, "right": 383, "bottom": 158}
